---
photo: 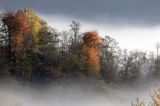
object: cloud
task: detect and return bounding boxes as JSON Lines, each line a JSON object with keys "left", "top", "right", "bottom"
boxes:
{"left": 0, "top": 0, "right": 160, "bottom": 26}
{"left": 1, "top": 0, "right": 160, "bottom": 51}
{"left": 40, "top": 14, "right": 160, "bottom": 51}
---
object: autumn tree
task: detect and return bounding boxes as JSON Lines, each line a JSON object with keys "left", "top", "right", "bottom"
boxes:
{"left": 22, "top": 8, "right": 42, "bottom": 50}
{"left": 2, "top": 11, "right": 30, "bottom": 57}
{"left": 1, "top": 11, "right": 31, "bottom": 82}
{"left": 82, "top": 31, "right": 101, "bottom": 78}
{"left": 54, "top": 22, "right": 92, "bottom": 80}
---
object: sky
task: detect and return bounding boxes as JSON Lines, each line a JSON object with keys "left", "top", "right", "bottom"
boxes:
{"left": 0, "top": 0, "right": 160, "bottom": 51}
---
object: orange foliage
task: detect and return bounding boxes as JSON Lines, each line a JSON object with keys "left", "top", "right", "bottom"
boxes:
{"left": 82, "top": 31, "right": 101, "bottom": 73}
{"left": 2, "top": 11, "right": 31, "bottom": 55}
{"left": 83, "top": 31, "right": 101, "bottom": 48}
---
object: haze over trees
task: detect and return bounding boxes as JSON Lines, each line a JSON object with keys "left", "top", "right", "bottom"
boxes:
{"left": 0, "top": 8, "right": 160, "bottom": 87}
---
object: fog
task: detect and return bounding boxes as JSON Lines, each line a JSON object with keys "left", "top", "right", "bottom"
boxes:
{"left": 0, "top": 80, "right": 159, "bottom": 106}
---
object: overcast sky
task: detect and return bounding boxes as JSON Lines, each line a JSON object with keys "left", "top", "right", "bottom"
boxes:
{"left": 1, "top": 0, "right": 160, "bottom": 51}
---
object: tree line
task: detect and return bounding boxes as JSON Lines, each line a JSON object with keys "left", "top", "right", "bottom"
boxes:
{"left": 0, "top": 8, "right": 160, "bottom": 85}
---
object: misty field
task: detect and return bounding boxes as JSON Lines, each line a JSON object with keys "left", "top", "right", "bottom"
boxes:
{"left": 0, "top": 79, "right": 159, "bottom": 106}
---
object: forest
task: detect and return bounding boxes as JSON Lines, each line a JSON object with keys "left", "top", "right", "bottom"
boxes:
{"left": 0, "top": 8, "right": 160, "bottom": 106}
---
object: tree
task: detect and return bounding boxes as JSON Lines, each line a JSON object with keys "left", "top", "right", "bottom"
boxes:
{"left": 153, "top": 43, "right": 160, "bottom": 77}
{"left": 100, "top": 35, "right": 121, "bottom": 83}
{"left": 70, "top": 21, "right": 81, "bottom": 40}
{"left": 2, "top": 11, "right": 30, "bottom": 57}
{"left": 147, "top": 43, "right": 160, "bottom": 78}
{"left": 120, "top": 50, "right": 146, "bottom": 82}
{"left": 22, "top": 8, "right": 42, "bottom": 50}
{"left": 60, "top": 31, "right": 70, "bottom": 55}
{"left": 31, "top": 23, "right": 61, "bottom": 83}
{"left": 1, "top": 11, "right": 31, "bottom": 82}
{"left": 69, "top": 21, "right": 82, "bottom": 54}
{"left": 39, "top": 21, "right": 59, "bottom": 55}
{"left": 132, "top": 88, "right": 160, "bottom": 106}
{"left": 2, "top": 12, "right": 30, "bottom": 62}
{"left": 82, "top": 31, "right": 102, "bottom": 78}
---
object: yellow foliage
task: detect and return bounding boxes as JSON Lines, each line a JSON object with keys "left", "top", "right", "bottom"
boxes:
{"left": 22, "top": 8, "right": 42, "bottom": 49}
{"left": 132, "top": 88, "right": 160, "bottom": 106}
{"left": 150, "top": 89, "right": 160, "bottom": 106}
{"left": 132, "top": 98, "right": 145, "bottom": 106}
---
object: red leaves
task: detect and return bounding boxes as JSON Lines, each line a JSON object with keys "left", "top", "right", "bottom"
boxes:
{"left": 15, "top": 12, "right": 31, "bottom": 33}
{"left": 2, "top": 11, "right": 31, "bottom": 54}
{"left": 3, "top": 12, "right": 30, "bottom": 34}
{"left": 83, "top": 31, "right": 101, "bottom": 48}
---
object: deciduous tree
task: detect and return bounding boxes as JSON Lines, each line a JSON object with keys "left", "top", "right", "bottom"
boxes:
{"left": 82, "top": 31, "right": 101, "bottom": 78}
{"left": 22, "top": 8, "right": 42, "bottom": 50}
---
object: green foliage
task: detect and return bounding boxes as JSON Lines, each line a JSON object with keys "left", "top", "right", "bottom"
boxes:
{"left": 15, "top": 52, "right": 32, "bottom": 82}
{"left": 100, "top": 36, "right": 120, "bottom": 83}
